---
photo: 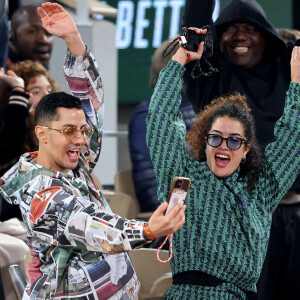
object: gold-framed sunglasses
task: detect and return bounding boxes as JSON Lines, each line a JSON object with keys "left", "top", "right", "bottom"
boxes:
{"left": 43, "top": 125, "right": 94, "bottom": 141}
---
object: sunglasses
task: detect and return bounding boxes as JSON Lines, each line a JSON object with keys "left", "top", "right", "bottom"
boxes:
{"left": 43, "top": 125, "right": 94, "bottom": 141}
{"left": 206, "top": 134, "right": 247, "bottom": 150}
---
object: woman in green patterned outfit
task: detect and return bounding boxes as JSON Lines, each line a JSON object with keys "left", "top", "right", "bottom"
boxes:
{"left": 146, "top": 28, "right": 300, "bottom": 299}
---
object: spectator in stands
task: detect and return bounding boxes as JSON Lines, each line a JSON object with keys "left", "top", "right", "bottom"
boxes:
{"left": 146, "top": 28, "right": 300, "bottom": 299}
{"left": 129, "top": 38, "right": 195, "bottom": 212}
{"left": 181, "top": 1, "right": 300, "bottom": 298}
{"left": 0, "top": 3, "right": 186, "bottom": 299}
{"left": 7, "top": 5, "right": 53, "bottom": 70}
{"left": 0, "top": 60, "right": 58, "bottom": 221}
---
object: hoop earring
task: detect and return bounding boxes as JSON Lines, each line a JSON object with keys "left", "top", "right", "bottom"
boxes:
{"left": 241, "top": 156, "right": 246, "bottom": 164}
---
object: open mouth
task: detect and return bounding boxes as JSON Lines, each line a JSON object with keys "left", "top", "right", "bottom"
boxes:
{"left": 215, "top": 154, "right": 230, "bottom": 168}
{"left": 67, "top": 149, "right": 80, "bottom": 161}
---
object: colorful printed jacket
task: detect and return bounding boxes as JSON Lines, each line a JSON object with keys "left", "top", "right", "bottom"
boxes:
{"left": 0, "top": 48, "right": 147, "bottom": 300}
{"left": 146, "top": 60, "right": 300, "bottom": 293}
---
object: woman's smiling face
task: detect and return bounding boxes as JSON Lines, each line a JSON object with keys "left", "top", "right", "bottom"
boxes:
{"left": 206, "top": 116, "right": 251, "bottom": 178}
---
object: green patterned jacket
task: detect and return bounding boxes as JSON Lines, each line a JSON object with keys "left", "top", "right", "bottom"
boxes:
{"left": 146, "top": 60, "right": 300, "bottom": 292}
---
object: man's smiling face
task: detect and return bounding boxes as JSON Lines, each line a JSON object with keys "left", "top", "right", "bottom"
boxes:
{"left": 38, "top": 107, "right": 87, "bottom": 173}
{"left": 219, "top": 22, "right": 266, "bottom": 68}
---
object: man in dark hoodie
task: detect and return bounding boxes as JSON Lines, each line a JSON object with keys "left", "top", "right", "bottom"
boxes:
{"left": 181, "top": 0, "right": 300, "bottom": 299}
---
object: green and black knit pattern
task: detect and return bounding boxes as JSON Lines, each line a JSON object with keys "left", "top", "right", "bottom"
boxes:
{"left": 146, "top": 60, "right": 300, "bottom": 296}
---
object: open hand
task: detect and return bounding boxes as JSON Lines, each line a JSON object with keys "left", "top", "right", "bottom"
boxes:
{"left": 0, "top": 67, "right": 24, "bottom": 89}
{"left": 291, "top": 46, "right": 300, "bottom": 84}
{"left": 37, "top": 2, "right": 85, "bottom": 56}
{"left": 172, "top": 27, "right": 207, "bottom": 66}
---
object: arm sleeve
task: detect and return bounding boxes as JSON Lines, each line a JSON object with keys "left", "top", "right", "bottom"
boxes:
{"left": 0, "top": 91, "right": 29, "bottom": 175}
{"left": 28, "top": 185, "right": 148, "bottom": 254}
{"left": 263, "top": 82, "right": 300, "bottom": 209}
{"left": 146, "top": 60, "right": 188, "bottom": 204}
{"left": 63, "top": 48, "right": 104, "bottom": 173}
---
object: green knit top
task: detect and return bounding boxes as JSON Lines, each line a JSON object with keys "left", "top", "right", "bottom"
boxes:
{"left": 146, "top": 60, "right": 300, "bottom": 292}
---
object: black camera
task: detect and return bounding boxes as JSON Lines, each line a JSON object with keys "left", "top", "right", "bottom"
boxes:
{"left": 162, "top": 24, "right": 217, "bottom": 77}
{"left": 180, "top": 26, "right": 213, "bottom": 58}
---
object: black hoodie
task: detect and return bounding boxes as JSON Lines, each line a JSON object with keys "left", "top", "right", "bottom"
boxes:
{"left": 182, "top": 0, "right": 299, "bottom": 191}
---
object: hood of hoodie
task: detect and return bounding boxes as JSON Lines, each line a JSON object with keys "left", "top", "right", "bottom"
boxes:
{"left": 215, "top": 0, "right": 286, "bottom": 54}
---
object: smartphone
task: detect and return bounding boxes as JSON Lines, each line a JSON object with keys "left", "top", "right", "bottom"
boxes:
{"left": 165, "top": 177, "right": 191, "bottom": 215}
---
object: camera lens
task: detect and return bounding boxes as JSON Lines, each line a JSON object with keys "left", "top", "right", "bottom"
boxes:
{"left": 175, "top": 180, "right": 182, "bottom": 188}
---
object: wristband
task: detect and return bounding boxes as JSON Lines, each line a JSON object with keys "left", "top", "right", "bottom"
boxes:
{"left": 185, "top": 50, "right": 191, "bottom": 64}
{"left": 144, "top": 224, "right": 157, "bottom": 240}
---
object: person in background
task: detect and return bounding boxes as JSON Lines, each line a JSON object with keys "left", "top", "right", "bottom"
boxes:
{"left": 181, "top": 1, "right": 300, "bottom": 298}
{"left": 129, "top": 37, "right": 195, "bottom": 213}
{"left": 0, "top": 3, "right": 186, "bottom": 299}
{"left": 0, "top": 60, "right": 58, "bottom": 299}
{"left": 146, "top": 27, "right": 300, "bottom": 299}
{"left": 7, "top": 5, "right": 53, "bottom": 70}
{"left": 0, "top": 61, "right": 58, "bottom": 176}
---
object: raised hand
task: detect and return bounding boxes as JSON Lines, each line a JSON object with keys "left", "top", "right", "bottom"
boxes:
{"left": 0, "top": 67, "right": 24, "bottom": 89}
{"left": 172, "top": 27, "right": 207, "bottom": 66}
{"left": 37, "top": 2, "right": 85, "bottom": 56}
{"left": 291, "top": 46, "right": 300, "bottom": 84}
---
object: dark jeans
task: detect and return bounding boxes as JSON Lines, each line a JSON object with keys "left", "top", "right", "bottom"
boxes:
{"left": 248, "top": 202, "right": 300, "bottom": 300}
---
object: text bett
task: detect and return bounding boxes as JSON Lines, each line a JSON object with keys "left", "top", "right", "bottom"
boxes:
{"left": 115, "top": 0, "right": 185, "bottom": 49}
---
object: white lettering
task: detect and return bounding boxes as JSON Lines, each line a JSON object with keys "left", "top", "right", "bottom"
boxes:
{"left": 134, "top": 0, "right": 151, "bottom": 48}
{"left": 152, "top": 0, "right": 168, "bottom": 47}
{"left": 115, "top": 0, "right": 185, "bottom": 49}
{"left": 116, "top": 1, "right": 134, "bottom": 49}
{"left": 169, "top": 0, "right": 184, "bottom": 38}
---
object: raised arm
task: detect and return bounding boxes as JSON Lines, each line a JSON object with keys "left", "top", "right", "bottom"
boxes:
{"left": 264, "top": 46, "right": 300, "bottom": 210}
{"left": 38, "top": 3, "right": 104, "bottom": 172}
{"left": 146, "top": 31, "right": 205, "bottom": 202}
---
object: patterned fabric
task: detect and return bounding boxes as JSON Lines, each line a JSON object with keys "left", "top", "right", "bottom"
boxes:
{"left": 163, "top": 282, "right": 246, "bottom": 300}
{"left": 146, "top": 60, "right": 300, "bottom": 298}
{"left": 0, "top": 48, "right": 147, "bottom": 300}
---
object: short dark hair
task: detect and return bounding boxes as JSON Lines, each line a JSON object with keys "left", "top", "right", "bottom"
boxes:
{"left": 35, "top": 92, "right": 83, "bottom": 125}
{"left": 11, "top": 6, "right": 38, "bottom": 35}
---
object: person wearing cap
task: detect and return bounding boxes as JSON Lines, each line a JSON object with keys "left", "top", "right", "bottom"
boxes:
{"left": 181, "top": 0, "right": 300, "bottom": 299}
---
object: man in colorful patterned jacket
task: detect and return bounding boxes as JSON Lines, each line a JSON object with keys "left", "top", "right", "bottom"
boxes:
{"left": 0, "top": 3, "right": 186, "bottom": 300}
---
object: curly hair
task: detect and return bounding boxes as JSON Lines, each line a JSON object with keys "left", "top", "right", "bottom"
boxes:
{"left": 0, "top": 60, "right": 58, "bottom": 114}
{"left": 0, "top": 61, "right": 59, "bottom": 151}
{"left": 12, "top": 60, "right": 58, "bottom": 93}
{"left": 186, "top": 93, "right": 263, "bottom": 190}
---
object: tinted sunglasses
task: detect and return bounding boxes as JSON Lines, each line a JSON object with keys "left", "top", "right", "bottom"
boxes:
{"left": 43, "top": 125, "right": 94, "bottom": 141}
{"left": 206, "top": 134, "right": 247, "bottom": 150}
